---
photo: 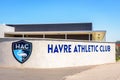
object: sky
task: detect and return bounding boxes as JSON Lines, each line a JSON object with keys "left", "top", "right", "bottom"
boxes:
{"left": 0, "top": 0, "right": 120, "bottom": 42}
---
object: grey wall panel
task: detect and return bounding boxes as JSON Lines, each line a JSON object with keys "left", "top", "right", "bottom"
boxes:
{"left": 7, "top": 23, "right": 92, "bottom": 32}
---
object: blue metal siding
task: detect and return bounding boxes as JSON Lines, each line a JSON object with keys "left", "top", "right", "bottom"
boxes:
{"left": 7, "top": 23, "right": 92, "bottom": 32}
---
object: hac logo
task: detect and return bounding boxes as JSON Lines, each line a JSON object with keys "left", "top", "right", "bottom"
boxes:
{"left": 12, "top": 40, "right": 32, "bottom": 64}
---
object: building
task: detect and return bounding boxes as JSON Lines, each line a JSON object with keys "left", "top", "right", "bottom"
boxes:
{"left": 0, "top": 22, "right": 115, "bottom": 68}
{"left": 0, "top": 23, "right": 106, "bottom": 41}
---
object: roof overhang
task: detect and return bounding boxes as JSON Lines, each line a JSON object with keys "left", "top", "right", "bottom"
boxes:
{"left": 5, "top": 30, "right": 106, "bottom": 35}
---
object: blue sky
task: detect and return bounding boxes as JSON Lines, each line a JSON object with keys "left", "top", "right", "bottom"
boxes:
{"left": 0, "top": 0, "right": 120, "bottom": 42}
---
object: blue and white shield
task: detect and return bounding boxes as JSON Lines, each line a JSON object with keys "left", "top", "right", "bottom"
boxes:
{"left": 12, "top": 40, "right": 32, "bottom": 64}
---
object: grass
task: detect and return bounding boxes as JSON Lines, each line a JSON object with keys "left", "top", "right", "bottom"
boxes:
{"left": 116, "top": 55, "right": 120, "bottom": 61}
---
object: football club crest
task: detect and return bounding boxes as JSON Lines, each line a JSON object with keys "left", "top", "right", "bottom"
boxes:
{"left": 12, "top": 40, "right": 32, "bottom": 64}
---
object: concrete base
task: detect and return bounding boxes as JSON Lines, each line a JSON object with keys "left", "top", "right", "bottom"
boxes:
{"left": 0, "top": 38, "right": 115, "bottom": 68}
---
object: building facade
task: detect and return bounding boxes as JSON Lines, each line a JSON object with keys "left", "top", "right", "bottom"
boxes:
{"left": 0, "top": 23, "right": 115, "bottom": 68}
{"left": 0, "top": 23, "right": 106, "bottom": 41}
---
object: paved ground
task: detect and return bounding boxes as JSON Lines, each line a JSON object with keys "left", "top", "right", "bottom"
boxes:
{"left": 65, "top": 62, "right": 120, "bottom": 80}
{"left": 0, "top": 66, "right": 94, "bottom": 80}
{"left": 1, "top": 62, "right": 120, "bottom": 80}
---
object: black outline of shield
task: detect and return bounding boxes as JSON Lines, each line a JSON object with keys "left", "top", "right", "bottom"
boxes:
{"left": 12, "top": 40, "right": 32, "bottom": 64}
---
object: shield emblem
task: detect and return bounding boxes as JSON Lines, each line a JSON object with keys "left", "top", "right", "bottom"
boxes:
{"left": 12, "top": 40, "right": 32, "bottom": 64}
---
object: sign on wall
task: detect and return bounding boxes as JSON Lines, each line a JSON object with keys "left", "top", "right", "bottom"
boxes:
{"left": 12, "top": 40, "right": 32, "bottom": 63}
{"left": 48, "top": 44, "right": 111, "bottom": 53}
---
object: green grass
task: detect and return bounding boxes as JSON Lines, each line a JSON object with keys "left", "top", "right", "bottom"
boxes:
{"left": 116, "top": 56, "right": 120, "bottom": 61}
